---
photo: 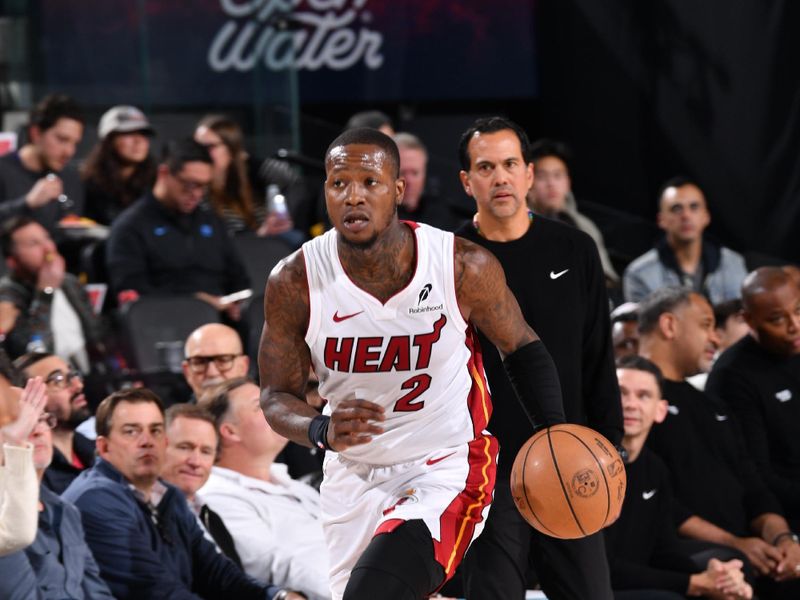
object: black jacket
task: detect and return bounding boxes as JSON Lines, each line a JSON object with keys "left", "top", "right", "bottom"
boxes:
{"left": 106, "top": 193, "right": 250, "bottom": 296}
{"left": 707, "top": 335, "right": 800, "bottom": 515}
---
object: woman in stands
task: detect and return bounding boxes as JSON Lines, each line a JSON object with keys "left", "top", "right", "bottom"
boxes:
{"left": 82, "top": 106, "right": 156, "bottom": 226}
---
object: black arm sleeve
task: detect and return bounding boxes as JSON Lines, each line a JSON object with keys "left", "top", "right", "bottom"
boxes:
{"left": 502, "top": 340, "right": 566, "bottom": 431}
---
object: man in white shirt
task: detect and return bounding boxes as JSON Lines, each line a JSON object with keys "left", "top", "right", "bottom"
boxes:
{"left": 199, "top": 377, "right": 331, "bottom": 600}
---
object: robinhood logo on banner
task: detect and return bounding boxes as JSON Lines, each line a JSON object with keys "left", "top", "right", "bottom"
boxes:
{"left": 209, "top": 0, "right": 384, "bottom": 72}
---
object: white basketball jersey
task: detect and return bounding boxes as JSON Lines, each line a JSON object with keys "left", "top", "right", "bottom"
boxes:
{"left": 303, "top": 222, "right": 492, "bottom": 465}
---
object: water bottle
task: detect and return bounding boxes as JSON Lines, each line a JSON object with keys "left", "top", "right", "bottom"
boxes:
{"left": 26, "top": 334, "right": 47, "bottom": 353}
{"left": 265, "top": 183, "right": 288, "bottom": 217}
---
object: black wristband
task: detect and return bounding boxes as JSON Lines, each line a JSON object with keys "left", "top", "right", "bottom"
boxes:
{"left": 308, "top": 414, "right": 332, "bottom": 450}
{"left": 503, "top": 340, "right": 566, "bottom": 432}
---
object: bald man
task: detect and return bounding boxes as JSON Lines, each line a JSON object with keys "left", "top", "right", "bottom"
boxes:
{"left": 182, "top": 323, "right": 249, "bottom": 401}
{"left": 707, "top": 267, "right": 800, "bottom": 530}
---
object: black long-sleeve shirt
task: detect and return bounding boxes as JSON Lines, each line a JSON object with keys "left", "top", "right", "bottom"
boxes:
{"left": 456, "top": 216, "right": 622, "bottom": 475}
{"left": 0, "top": 151, "right": 84, "bottom": 233}
{"left": 707, "top": 335, "right": 800, "bottom": 516}
{"left": 106, "top": 193, "right": 250, "bottom": 296}
{"left": 647, "top": 379, "right": 783, "bottom": 536}
{"left": 604, "top": 447, "right": 695, "bottom": 593}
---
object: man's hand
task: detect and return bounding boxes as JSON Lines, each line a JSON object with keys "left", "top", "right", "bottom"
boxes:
{"left": 25, "top": 174, "right": 63, "bottom": 209}
{"left": 773, "top": 537, "right": 800, "bottom": 581}
{"left": 194, "top": 292, "right": 243, "bottom": 321}
{"left": 731, "top": 536, "right": 782, "bottom": 575}
{"left": 326, "top": 398, "right": 385, "bottom": 451}
{"left": 0, "top": 377, "right": 47, "bottom": 446}
{"left": 689, "top": 558, "right": 752, "bottom": 599}
{"left": 258, "top": 213, "right": 294, "bottom": 237}
{"left": 36, "top": 251, "right": 66, "bottom": 290}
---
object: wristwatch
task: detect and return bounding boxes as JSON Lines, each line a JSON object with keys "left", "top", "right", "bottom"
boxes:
{"left": 773, "top": 531, "right": 800, "bottom": 545}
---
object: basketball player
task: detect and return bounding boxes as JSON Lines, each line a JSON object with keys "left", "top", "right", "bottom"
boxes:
{"left": 259, "top": 128, "right": 565, "bottom": 600}
{"left": 456, "top": 117, "right": 621, "bottom": 599}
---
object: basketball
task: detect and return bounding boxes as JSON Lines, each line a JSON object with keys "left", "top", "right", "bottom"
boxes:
{"left": 510, "top": 423, "right": 626, "bottom": 539}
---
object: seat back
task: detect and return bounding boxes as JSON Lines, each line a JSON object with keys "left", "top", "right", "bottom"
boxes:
{"left": 120, "top": 297, "right": 220, "bottom": 374}
{"left": 233, "top": 234, "right": 294, "bottom": 296}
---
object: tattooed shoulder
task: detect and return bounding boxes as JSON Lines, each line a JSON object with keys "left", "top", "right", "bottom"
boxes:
{"left": 453, "top": 236, "right": 507, "bottom": 315}
{"left": 265, "top": 249, "right": 310, "bottom": 332}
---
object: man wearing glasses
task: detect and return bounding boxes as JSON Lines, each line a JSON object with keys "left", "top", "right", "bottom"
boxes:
{"left": 105, "top": 138, "right": 250, "bottom": 321}
{"left": 182, "top": 323, "right": 250, "bottom": 402}
{"left": 14, "top": 352, "right": 94, "bottom": 494}
{"left": 0, "top": 377, "right": 115, "bottom": 599}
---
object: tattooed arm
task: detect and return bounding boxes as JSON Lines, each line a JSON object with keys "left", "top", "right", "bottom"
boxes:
{"left": 259, "top": 251, "right": 384, "bottom": 450}
{"left": 454, "top": 237, "right": 537, "bottom": 356}
{"left": 258, "top": 251, "right": 320, "bottom": 446}
{"left": 455, "top": 236, "right": 565, "bottom": 428}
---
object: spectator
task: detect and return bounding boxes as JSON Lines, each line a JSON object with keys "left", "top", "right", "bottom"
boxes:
{"left": 195, "top": 115, "right": 303, "bottom": 243}
{"left": 162, "top": 403, "right": 243, "bottom": 567}
{"left": 394, "top": 132, "right": 463, "bottom": 231}
{"left": 105, "top": 138, "right": 250, "bottom": 320}
{"left": 0, "top": 373, "right": 46, "bottom": 557}
{"left": 623, "top": 177, "right": 748, "bottom": 304}
{"left": 528, "top": 138, "right": 620, "bottom": 285}
{"left": 344, "top": 110, "right": 394, "bottom": 135}
{"left": 81, "top": 105, "right": 157, "bottom": 226}
{"left": 713, "top": 298, "right": 750, "bottom": 355}
{"left": 14, "top": 352, "right": 94, "bottom": 494}
{"left": 606, "top": 355, "right": 752, "bottom": 599}
{"left": 0, "top": 94, "right": 84, "bottom": 234}
{"left": 182, "top": 323, "right": 322, "bottom": 480}
{"left": 0, "top": 216, "right": 102, "bottom": 367}
{"left": 182, "top": 323, "right": 250, "bottom": 401}
{"left": 707, "top": 267, "right": 800, "bottom": 530}
{"left": 0, "top": 376, "right": 114, "bottom": 599}
{"left": 611, "top": 302, "right": 640, "bottom": 360}
{"left": 199, "top": 378, "right": 329, "bottom": 600}
{"left": 638, "top": 287, "right": 800, "bottom": 597}
{"left": 62, "top": 387, "right": 294, "bottom": 600}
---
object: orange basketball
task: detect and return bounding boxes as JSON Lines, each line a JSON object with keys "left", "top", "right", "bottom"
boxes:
{"left": 510, "top": 423, "right": 626, "bottom": 539}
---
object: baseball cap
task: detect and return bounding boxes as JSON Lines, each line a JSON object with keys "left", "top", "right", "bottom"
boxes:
{"left": 98, "top": 105, "right": 155, "bottom": 140}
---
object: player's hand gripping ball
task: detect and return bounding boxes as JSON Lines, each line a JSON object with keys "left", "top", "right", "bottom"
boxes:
{"left": 510, "top": 424, "right": 626, "bottom": 539}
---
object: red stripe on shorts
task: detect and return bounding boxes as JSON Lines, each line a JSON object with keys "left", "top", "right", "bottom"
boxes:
{"left": 432, "top": 434, "right": 498, "bottom": 583}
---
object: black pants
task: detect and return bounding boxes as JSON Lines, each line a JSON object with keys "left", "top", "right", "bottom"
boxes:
{"left": 462, "top": 474, "right": 614, "bottom": 600}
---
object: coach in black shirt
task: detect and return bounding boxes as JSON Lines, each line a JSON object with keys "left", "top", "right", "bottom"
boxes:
{"left": 456, "top": 117, "right": 621, "bottom": 600}
{"left": 707, "top": 267, "right": 800, "bottom": 529}
{"left": 106, "top": 139, "right": 249, "bottom": 319}
{"left": 639, "top": 286, "right": 800, "bottom": 597}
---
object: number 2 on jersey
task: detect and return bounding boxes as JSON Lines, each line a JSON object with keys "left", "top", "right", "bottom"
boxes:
{"left": 393, "top": 374, "right": 432, "bottom": 412}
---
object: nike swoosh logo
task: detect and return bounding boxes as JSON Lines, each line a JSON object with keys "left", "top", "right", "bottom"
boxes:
{"left": 333, "top": 310, "right": 364, "bottom": 323}
{"left": 714, "top": 414, "right": 728, "bottom": 422}
{"left": 642, "top": 489, "right": 657, "bottom": 500}
{"left": 550, "top": 269, "right": 569, "bottom": 280}
{"left": 426, "top": 452, "right": 455, "bottom": 466}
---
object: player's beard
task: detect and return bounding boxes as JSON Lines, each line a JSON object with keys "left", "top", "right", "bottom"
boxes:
{"left": 64, "top": 404, "right": 91, "bottom": 430}
{"left": 339, "top": 202, "right": 398, "bottom": 251}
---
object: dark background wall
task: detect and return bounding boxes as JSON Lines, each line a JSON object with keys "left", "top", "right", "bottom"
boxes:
{"left": 4, "top": 0, "right": 799, "bottom": 265}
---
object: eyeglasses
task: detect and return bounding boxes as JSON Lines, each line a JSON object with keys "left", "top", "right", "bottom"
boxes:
{"left": 185, "top": 354, "right": 242, "bottom": 374}
{"left": 173, "top": 173, "right": 210, "bottom": 195}
{"left": 37, "top": 412, "right": 57, "bottom": 429}
{"left": 44, "top": 369, "right": 82, "bottom": 389}
{"left": 198, "top": 141, "right": 224, "bottom": 151}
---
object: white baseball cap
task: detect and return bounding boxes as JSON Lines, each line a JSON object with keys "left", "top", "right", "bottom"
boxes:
{"left": 98, "top": 105, "right": 155, "bottom": 140}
